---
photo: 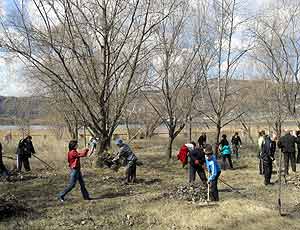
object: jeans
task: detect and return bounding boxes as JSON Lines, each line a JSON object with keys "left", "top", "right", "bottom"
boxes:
{"left": 126, "top": 160, "right": 137, "bottom": 183}
{"left": 60, "top": 169, "right": 90, "bottom": 199}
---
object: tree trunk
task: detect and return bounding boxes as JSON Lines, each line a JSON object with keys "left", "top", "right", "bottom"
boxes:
{"left": 215, "top": 120, "right": 221, "bottom": 156}
{"left": 166, "top": 136, "right": 175, "bottom": 160}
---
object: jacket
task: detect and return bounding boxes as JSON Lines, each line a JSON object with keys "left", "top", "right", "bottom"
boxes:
{"left": 206, "top": 155, "right": 221, "bottom": 182}
{"left": 68, "top": 149, "right": 89, "bottom": 169}
{"left": 198, "top": 135, "right": 207, "bottom": 147}
{"left": 231, "top": 136, "right": 242, "bottom": 146}
{"left": 278, "top": 133, "right": 300, "bottom": 153}
{"left": 17, "top": 139, "right": 36, "bottom": 157}
{"left": 116, "top": 143, "right": 137, "bottom": 163}
{"left": 189, "top": 148, "right": 206, "bottom": 167}
{"left": 261, "top": 136, "right": 273, "bottom": 161}
{"left": 220, "top": 145, "right": 231, "bottom": 155}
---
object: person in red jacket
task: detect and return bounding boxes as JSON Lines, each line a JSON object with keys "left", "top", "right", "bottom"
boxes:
{"left": 58, "top": 140, "right": 90, "bottom": 202}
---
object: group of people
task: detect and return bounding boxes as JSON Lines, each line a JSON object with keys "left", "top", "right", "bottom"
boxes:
{"left": 178, "top": 141, "right": 222, "bottom": 201}
{"left": 258, "top": 129, "right": 300, "bottom": 186}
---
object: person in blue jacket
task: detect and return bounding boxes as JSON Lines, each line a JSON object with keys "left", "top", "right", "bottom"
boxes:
{"left": 219, "top": 134, "right": 233, "bottom": 170}
{"left": 204, "top": 144, "right": 221, "bottom": 201}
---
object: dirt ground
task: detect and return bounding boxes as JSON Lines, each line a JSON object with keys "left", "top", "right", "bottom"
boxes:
{"left": 1, "top": 139, "right": 300, "bottom": 230}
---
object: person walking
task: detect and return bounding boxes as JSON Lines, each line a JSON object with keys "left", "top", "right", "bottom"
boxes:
{"left": 204, "top": 144, "right": 221, "bottom": 201}
{"left": 59, "top": 140, "right": 90, "bottom": 202}
{"left": 189, "top": 142, "right": 207, "bottom": 185}
{"left": 16, "top": 135, "right": 36, "bottom": 172}
{"left": 231, "top": 132, "right": 242, "bottom": 159}
{"left": 114, "top": 139, "right": 138, "bottom": 184}
{"left": 219, "top": 134, "right": 233, "bottom": 170}
{"left": 278, "top": 129, "right": 300, "bottom": 175}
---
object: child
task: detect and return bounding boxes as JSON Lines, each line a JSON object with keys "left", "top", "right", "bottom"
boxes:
{"left": 58, "top": 140, "right": 90, "bottom": 202}
{"left": 204, "top": 144, "right": 221, "bottom": 201}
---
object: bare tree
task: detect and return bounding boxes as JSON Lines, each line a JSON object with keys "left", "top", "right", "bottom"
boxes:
{"left": 252, "top": 0, "right": 300, "bottom": 129}
{"left": 0, "top": 0, "right": 176, "bottom": 163}
{"left": 194, "top": 0, "right": 250, "bottom": 145}
{"left": 144, "top": 0, "right": 202, "bottom": 159}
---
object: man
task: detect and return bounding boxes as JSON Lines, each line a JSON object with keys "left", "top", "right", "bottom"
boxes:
{"left": 114, "top": 139, "right": 138, "bottom": 184}
{"left": 0, "top": 141, "right": 9, "bottom": 177}
{"left": 188, "top": 142, "right": 207, "bottom": 185}
{"left": 278, "top": 129, "right": 300, "bottom": 175}
{"left": 231, "top": 132, "right": 242, "bottom": 159}
{"left": 16, "top": 135, "right": 36, "bottom": 172}
{"left": 260, "top": 133, "right": 275, "bottom": 185}
{"left": 197, "top": 132, "right": 207, "bottom": 149}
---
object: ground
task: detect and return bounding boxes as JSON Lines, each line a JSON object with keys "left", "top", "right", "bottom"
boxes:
{"left": 1, "top": 137, "right": 300, "bottom": 230}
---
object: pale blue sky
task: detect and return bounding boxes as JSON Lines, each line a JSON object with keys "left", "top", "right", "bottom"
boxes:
{"left": 0, "top": 0, "right": 269, "bottom": 97}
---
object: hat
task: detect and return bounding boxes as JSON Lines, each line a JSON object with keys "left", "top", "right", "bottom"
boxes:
{"left": 115, "top": 139, "right": 123, "bottom": 145}
{"left": 204, "top": 144, "right": 213, "bottom": 155}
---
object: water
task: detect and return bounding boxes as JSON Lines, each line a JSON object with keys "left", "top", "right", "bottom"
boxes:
{"left": 0, "top": 125, "right": 50, "bottom": 130}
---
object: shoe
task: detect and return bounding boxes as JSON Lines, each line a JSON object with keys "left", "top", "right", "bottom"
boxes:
{"left": 58, "top": 195, "right": 64, "bottom": 202}
{"left": 84, "top": 197, "right": 91, "bottom": 200}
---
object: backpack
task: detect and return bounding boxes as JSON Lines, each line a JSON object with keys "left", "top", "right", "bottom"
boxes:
{"left": 177, "top": 145, "right": 189, "bottom": 166}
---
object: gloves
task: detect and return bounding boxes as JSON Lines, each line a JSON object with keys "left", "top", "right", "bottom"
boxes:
{"left": 194, "top": 160, "right": 199, "bottom": 165}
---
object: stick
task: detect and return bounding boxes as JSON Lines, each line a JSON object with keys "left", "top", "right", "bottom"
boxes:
{"left": 2, "top": 155, "right": 17, "bottom": 161}
{"left": 219, "top": 177, "right": 244, "bottom": 195}
{"left": 32, "top": 154, "right": 55, "bottom": 170}
{"left": 278, "top": 151, "right": 283, "bottom": 216}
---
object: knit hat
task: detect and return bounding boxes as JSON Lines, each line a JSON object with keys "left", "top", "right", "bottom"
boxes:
{"left": 115, "top": 139, "right": 123, "bottom": 146}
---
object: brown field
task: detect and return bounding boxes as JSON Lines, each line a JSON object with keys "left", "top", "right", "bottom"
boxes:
{"left": 0, "top": 129, "right": 300, "bottom": 230}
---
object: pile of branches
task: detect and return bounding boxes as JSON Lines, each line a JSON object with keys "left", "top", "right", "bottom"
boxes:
{"left": 164, "top": 183, "right": 208, "bottom": 203}
{"left": 0, "top": 193, "right": 29, "bottom": 220}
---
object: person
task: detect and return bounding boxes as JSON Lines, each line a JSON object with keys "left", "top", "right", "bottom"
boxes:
{"left": 59, "top": 140, "right": 90, "bottom": 202}
{"left": 88, "top": 137, "right": 97, "bottom": 156}
{"left": 260, "top": 133, "right": 275, "bottom": 185}
{"left": 231, "top": 132, "right": 242, "bottom": 159}
{"left": 278, "top": 129, "right": 300, "bottom": 175}
{"left": 204, "top": 144, "right": 221, "bottom": 201}
{"left": 257, "top": 131, "right": 265, "bottom": 175}
{"left": 114, "top": 139, "right": 138, "bottom": 184}
{"left": 219, "top": 134, "right": 233, "bottom": 170}
{"left": 188, "top": 142, "right": 207, "bottom": 185}
{"left": 296, "top": 131, "right": 300, "bottom": 164}
{"left": 16, "top": 135, "right": 36, "bottom": 172}
{"left": 197, "top": 132, "right": 207, "bottom": 149}
{"left": 0, "top": 142, "right": 9, "bottom": 178}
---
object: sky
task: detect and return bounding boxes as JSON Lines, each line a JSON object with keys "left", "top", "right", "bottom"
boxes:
{"left": 0, "top": 0, "right": 271, "bottom": 97}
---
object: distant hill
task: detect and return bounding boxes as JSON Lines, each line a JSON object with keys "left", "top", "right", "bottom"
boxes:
{"left": 0, "top": 96, "right": 48, "bottom": 125}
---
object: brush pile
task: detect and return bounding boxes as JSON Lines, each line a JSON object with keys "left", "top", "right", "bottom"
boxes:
{"left": 0, "top": 193, "right": 29, "bottom": 220}
{"left": 165, "top": 183, "right": 208, "bottom": 202}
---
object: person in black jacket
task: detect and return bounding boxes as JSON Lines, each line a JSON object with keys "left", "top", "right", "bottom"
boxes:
{"left": 16, "top": 136, "right": 36, "bottom": 172}
{"left": 189, "top": 142, "right": 207, "bottom": 184}
{"left": 231, "top": 132, "right": 242, "bottom": 159}
{"left": 296, "top": 130, "right": 300, "bottom": 164}
{"left": 197, "top": 132, "right": 207, "bottom": 149}
{"left": 261, "top": 134, "right": 275, "bottom": 185}
{"left": 278, "top": 130, "right": 300, "bottom": 175}
{"left": 0, "top": 142, "right": 9, "bottom": 177}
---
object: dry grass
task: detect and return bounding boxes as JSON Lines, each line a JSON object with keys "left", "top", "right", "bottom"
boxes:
{"left": 0, "top": 133, "right": 300, "bottom": 230}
